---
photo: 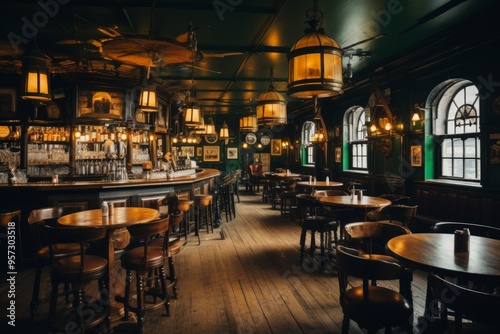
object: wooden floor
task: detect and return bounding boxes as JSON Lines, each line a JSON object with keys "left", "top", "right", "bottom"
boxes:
{"left": 1, "top": 191, "right": 432, "bottom": 334}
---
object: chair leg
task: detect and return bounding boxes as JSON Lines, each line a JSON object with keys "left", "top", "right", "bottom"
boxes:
{"left": 341, "top": 316, "right": 350, "bottom": 334}
{"left": 123, "top": 270, "right": 132, "bottom": 320}
{"left": 136, "top": 272, "right": 145, "bottom": 334}
{"left": 300, "top": 228, "right": 307, "bottom": 264}
{"left": 98, "top": 278, "right": 111, "bottom": 333}
{"left": 48, "top": 279, "right": 59, "bottom": 324}
{"left": 158, "top": 266, "right": 171, "bottom": 316}
{"left": 30, "top": 265, "right": 43, "bottom": 321}
{"left": 168, "top": 255, "right": 178, "bottom": 298}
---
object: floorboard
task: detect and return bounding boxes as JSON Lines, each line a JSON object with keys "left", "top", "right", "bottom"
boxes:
{"left": 1, "top": 191, "right": 431, "bottom": 334}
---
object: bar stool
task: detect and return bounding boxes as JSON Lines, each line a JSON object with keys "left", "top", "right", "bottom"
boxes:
{"left": 194, "top": 194, "right": 214, "bottom": 245}
{"left": 178, "top": 200, "right": 194, "bottom": 241}
{"left": 44, "top": 225, "right": 110, "bottom": 333}
{"left": 116, "top": 217, "right": 171, "bottom": 333}
{"left": 0, "top": 209, "right": 22, "bottom": 274}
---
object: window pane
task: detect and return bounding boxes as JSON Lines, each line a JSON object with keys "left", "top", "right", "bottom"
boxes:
{"left": 453, "top": 159, "right": 463, "bottom": 178}
{"left": 442, "top": 158, "right": 452, "bottom": 176}
{"left": 464, "top": 159, "right": 476, "bottom": 179}
{"left": 464, "top": 138, "right": 476, "bottom": 158}
{"left": 453, "top": 138, "right": 463, "bottom": 157}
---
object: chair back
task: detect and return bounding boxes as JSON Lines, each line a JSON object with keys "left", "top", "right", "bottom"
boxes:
{"left": 248, "top": 163, "right": 263, "bottom": 177}
{"left": 427, "top": 273, "right": 500, "bottom": 332}
{"left": 44, "top": 225, "right": 106, "bottom": 265}
{"left": 344, "top": 221, "right": 411, "bottom": 255}
{"left": 378, "top": 194, "right": 411, "bottom": 205}
{"left": 384, "top": 204, "right": 418, "bottom": 227}
{"left": 314, "top": 189, "right": 348, "bottom": 197}
{"left": 336, "top": 245, "right": 404, "bottom": 293}
{"left": 431, "top": 222, "right": 500, "bottom": 240}
{"left": 127, "top": 217, "right": 170, "bottom": 259}
{"left": 28, "top": 206, "right": 76, "bottom": 251}
{"left": 296, "top": 194, "right": 323, "bottom": 219}
{"left": 157, "top": 192, "right": 180, "bottom": 215}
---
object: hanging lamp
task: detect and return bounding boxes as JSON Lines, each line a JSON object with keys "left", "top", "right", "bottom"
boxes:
{"left": 184, "top": 81, "right": 201, "bottom": 127}
{"left": 138, "top": 62, "right": 157, "bottom": 112}
{"left": 287, "top": 0, "right": 343, "bottom": 99}
{"left": 219, "top": 121, "right": 229, "bottom": 140}
{"left": 256, "top": 68, "right": 287, "bottom": 127}
{"left": 21, "top": 41, "right": 52, "bottom": 102}
{"left": 239, "top": 106, "right": 258, "bottom": 132}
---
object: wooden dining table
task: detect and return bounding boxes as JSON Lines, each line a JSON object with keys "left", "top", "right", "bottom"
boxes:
{"left": 386, "top": 233, "right": 500, "bottom": 321}
{"left": 57, "top": 207, "right": 160, "bottom": 303}
{"left": 318, "top": 195, "right": 391, "bottom": 219}
{"left": 296, "top": 180, "right": 343, "bottom": 193}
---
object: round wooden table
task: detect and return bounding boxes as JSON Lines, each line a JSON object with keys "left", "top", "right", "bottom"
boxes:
{"left": 318, "top": 195, "right": 391, "bottom": 219}
{"left": 297, "top": 180, "right": 343, "bottom": 192}
{"left": 58, "top": 207, "right": 160, "bottom": 302}
{"left": 386, "top": 233, "right": 500, "bottom": 280}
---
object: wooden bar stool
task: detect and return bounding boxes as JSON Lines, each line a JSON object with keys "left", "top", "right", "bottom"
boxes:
{"left": 116, "top": 217, "right": 171, "bottom": 333}
{"left": 194, "top": 194, "right": 214, "bottom": 245}
{"left": 44, "top": 225, "right": 110, "bottom": 333}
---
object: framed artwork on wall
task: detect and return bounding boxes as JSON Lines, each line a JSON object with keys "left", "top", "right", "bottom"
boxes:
{"left": 227, "top": 147, "right": 238, "bottom": 159}
{"left": 155, "top": 100, "right": 168, "bottom": 133}
{"left": 196, "top": 147, "right": 202, "bottom": 157}
{"left": 271, "top": 139, "right": 282, "bottom": 156}
{"left": 335, "top": 147, "right": 342, "bottom": 163}
{"left": 76, "top": 86, "right": 124, "bottom": 120}
{"left": 203, "top": 146, "right": 220, "bottom": 162}
{"left": 411, "top": 145, "right": 422, "bottom": 166}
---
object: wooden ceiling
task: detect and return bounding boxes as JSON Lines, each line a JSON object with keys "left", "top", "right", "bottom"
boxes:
{"left": 0, "top": 0, "right": 498, "bottom": 118}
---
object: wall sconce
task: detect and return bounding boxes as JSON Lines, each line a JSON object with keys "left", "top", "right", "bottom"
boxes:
{"left": 412, "top": 103, "right": 425, "bottom": 126}
{"left": 21, "top": 42, "right": 52, "bottom": 102}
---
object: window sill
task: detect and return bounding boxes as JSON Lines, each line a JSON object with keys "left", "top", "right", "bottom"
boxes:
{"left": 344, "top": 169, "right": 369, "bottom": 174}
{"left": 425, "top": 178, "right": 482, "bottom": 188}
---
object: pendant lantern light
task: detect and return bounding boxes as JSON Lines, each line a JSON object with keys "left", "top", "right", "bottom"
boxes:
{"left": 256, "top": 68, "right": 287, "bottom": 127}
{"left": 219, "top": 121, "right": 229, "bottom": 140}
{"left": 21, "top": 41, "right": 52, "bottom": 102}
{"left": 239, "top": 106, "right": 258, "bottom": 133}
{"left": 287, "top": 0, "right": 343, "bottom": 99}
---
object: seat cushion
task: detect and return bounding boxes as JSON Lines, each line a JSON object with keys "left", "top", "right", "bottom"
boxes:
{"left": 36, "top": 243, "right": 81, "bottom": 261}
{"left": 120, "top": 246, "right": 165, "bottom": 270}
{"left": 52, "top": 255, "right": 107, "bottom": 281}
{"left": 341, "top": 286, "right": 412, "bottom": 329}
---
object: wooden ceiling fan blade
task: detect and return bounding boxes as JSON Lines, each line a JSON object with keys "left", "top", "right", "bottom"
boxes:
{"left": 202, "top": 52, "right": 243, "bottom": 58}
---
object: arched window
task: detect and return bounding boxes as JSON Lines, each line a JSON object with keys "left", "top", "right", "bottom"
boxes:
{"left": 302, "top": 121, "right": 316, "bottom": 165}
{"left": 432, "top": 81, "right": 480, "bottom": 181}
{"left": 345, "top": 106, "right": 368, "bottom": 170}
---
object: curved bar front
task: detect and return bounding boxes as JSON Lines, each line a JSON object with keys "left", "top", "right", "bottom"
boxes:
{"left": 0, "top": 168, "right": 220, "bottom": 261}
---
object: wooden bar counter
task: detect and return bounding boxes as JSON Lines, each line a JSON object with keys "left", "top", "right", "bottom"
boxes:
{"left": 0, "top": 168, "right": 220, "bottom": 262}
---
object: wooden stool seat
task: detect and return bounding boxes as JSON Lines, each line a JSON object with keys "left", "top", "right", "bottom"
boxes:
{"left": 194, "top": 195, "right": 214, "bottom": 244}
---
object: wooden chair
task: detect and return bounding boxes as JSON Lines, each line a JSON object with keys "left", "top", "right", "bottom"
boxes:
{"left": 377, "top": 204, "right": 418, "bottom": 229}
{"left": 44, "top": 225, "right": 110, "bottom": 333}
{"left": 296, "top": 194, "right": 339, "bottom": 270}
{"left": 116, "top": 217, "right": 171, "bottom": 333}
{"left": 314, "top": 189, "right": 358, "bottom": 241}
{"left": 430, "top": 221, "right": 500, "bottom": 240}
{"left": 27, "top": 206, "right": 82, "bottom": 321}
{"left": 336, "top": 245, "right": 413, "bottom": 334}
{"left": 247, "top": 163, "right": 264, "bottom": 193}
{"left": 366, "top": 194, "right": 411, "bottom": 221}
{"left": 343, "top": 221, "right": 413, "bottom": 306}
{"left": 425, "top": 273, "right": 500, "bottom": 334}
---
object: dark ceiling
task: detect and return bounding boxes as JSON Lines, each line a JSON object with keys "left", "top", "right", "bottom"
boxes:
{"left": 1, "top": 0, "right": 498, "bottom": 118}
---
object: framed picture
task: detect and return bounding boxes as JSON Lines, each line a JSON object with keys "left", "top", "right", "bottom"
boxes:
{"left": 227, "top": 147, "right": 238, "bottom": 159}
{"left": 335, "top": 147, "right": 342, "bottom": 163}
{"left": 0, "top": 88, "right": 17, "bottom": 118}
{"left": 76, "top": 86, "right": 124, "bottom": 120}
{"left": 181, "top": 146, "right": 195, "bottom": 157}
{"left": 411, "top": 145, "right": 422, "bottom": 166}
{"left": 203, "top": 146, "right": 220, "bottom": 162}
{"left": 271, "top": 139, "right": 282, "bottom": 156}
{"left": 196, "top": 147, "right": 203, "bottom": 157}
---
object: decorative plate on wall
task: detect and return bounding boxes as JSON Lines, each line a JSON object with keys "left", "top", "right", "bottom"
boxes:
{"left": 245, "top": 133, "right": 257, "bottom": 145}
{"left": 205, "top": 133, "right": 219, "bottom": 144}
{"left": 260, "top": 135, "right": 271, "bottom": 146}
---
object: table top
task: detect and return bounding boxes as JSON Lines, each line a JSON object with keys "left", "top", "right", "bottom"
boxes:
{"left": 264, "top": 172, "right": 302, "bottom": 179}
{"left": 297, "top": 181, "right": 343, "bottom": 188}
{"left": 386, "top": 233, "right": 500, "bottom": 280}
{"left": 57, "top": 207, "right": 160, "bottom": 229}
{"left": 318, "top": 195, "right": 391, "bottom": 208}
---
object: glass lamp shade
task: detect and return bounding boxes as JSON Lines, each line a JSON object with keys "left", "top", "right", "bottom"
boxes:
{"left": 239, "top": 115, "right": 258, "bottom": 132}
{"left": 184, "top": 105, "right": 201, "bottom": 127}
{"left": 21, "top": 47, "right": 51, "bottom": 101}
{"left": 205, "top": 119, "right": 216, "bottom": 135}
{"left": 412, "top": 112, "right": 421, "bottom": 125}
{"left": 256, "top": 89, "right": 287, "bottom": 127}
{"left": 193, "top": 117, "right": 207, "bottom": 134}
{"left": 138, "top": 88, "right": 157, "bottom": 112}
{"left": 287, "top": 31, "right": 343, "bottom": 99}
{"left": 219, "top": 122, "right": 229, "bottom": 139}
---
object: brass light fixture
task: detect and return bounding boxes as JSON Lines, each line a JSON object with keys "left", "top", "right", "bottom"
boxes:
{"left": 183, "top": 82, "right": 201, "bottom": 127}
{"left": 21, "top": 42, "right": 52, "bottom": 102}
{"left": 138, "top": 87, "right": 157, "bottom": 112}
{"left": 287, "top": 0, "right": 343, "bottom": 99}
{"left": 257, "top": 68, "right": 287, "bottom": 127}
{"left": 310, "top": 97, "right": 327, "bottom": 144}
{"left": 239, "top": 106, "right": 258, "bottom": 132}
{"left": 219, "top": 121, "right": 229, "bottom": 140}
{"left": 205, "top": 114, "right": 216, "bottom": 135}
